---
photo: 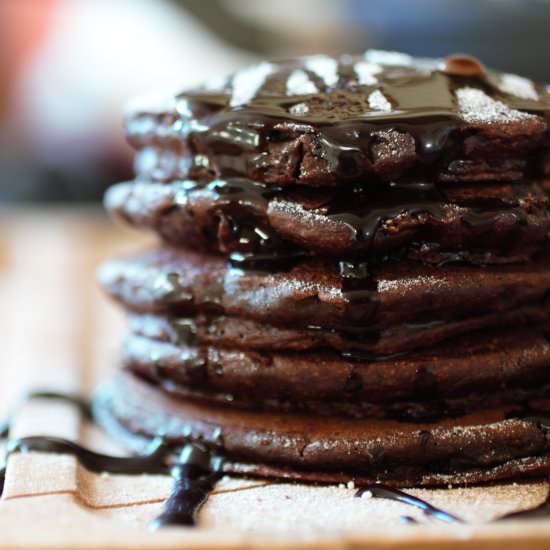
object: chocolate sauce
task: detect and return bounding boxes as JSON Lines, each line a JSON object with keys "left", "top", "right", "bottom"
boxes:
{"left": 126, "top": 53, "right": 550, "bottom": 187}
{"left": 149, "top": 444, "right": 222, "bottom": 529}
{"left": 355, "top": 480, "right": 550, "bottom": 524}
{"left": 0, "top": 391, "right": 220, "bottom": 528}
{"left": 329, "top": 181, "right": 450, "bottom": 324}
{"left": 355, "top": 484, "right": 463, "bottom": 523}
{"left": 22, "top": 391, "right": 94, "bottom": 419}
{"left": 8, "top": 436, "right": 171, "bottom": 474}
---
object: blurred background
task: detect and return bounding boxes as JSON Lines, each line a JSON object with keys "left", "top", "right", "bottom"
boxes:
{"left": 1, "top": 0, "right": 550, "bottom": 204}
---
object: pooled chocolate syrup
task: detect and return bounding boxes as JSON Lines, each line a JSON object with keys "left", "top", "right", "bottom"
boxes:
{"left": 355, "top": 484, "right": 463, "bottom": 524}
{"left": 135, "top": 53, "right": 550, "bottom": 187}
{"left": 0, "top": 391, "right": 220, "bottom": 528}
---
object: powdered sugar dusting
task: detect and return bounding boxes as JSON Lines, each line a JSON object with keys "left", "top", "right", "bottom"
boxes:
{"left": 354, "top": 61, "right": 382, "bottom": 85}
{"left": 364, "top": 49, "right": 413, "bottom": 66}
{"left": 304, "top": 55, "right": 339, "bottom": 88}
{"left": 368, "top": 90, "right": 392, "bottom": 112}
{"left": 499, "top": 73, "right": 539, "bottom": 101}
{"left": 230, "top": 62, "right": 275, "bottom": 107}
{"left": 456, "top": 87, "right": 536, "bottom": 123}
{"left": 287, "top": 69, "right": 318, "bottom": 95}
{"left": 201, "top": 478, "right": 549, "bottom": 535}
{"left": 289, "top": 102, "right": 310, "bottom": 116}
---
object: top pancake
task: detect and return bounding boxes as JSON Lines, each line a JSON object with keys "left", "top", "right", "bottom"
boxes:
{"left": 124, "top": 51, "right": 550, "bottom": 187}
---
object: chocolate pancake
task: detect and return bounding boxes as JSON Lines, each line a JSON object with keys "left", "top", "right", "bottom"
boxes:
{"left": 98, "top": 246, "right": 550, "bottom": 330}
{"left": 97, "top": 50, "right": 550, "bottom": 488}
{"left": 124, "top": 52, "right": 550, "bottom": 187}
{"left": 128, "top": 299, "right": 550, "bottom": 355}
{"left": 122, "top": 325, "right": 550, "bottom": 411}
{"left": 106, "top": 178, "right": 550, "bottom": 260}
{"left": 95, "top": 371, "right": 550, "bottom": 486}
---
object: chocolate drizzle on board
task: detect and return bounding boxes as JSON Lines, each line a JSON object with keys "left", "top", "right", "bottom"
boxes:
{"left": 355, "top": 484, "right": 463, "bottom": 523}
{"left": 0, "top": 391, "right": 220, "bottom": 528}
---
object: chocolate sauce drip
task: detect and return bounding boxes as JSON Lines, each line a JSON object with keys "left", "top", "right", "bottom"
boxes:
{"left": 197, "top": 176, "right": 534, "bottom": 325}
{"left": 355, "top": 484, "right": 463, "bottom": 523}
{"left": 327, "top": 181, "right": 448, "bottom": 245}
{"left": 0, "top": 391, "right": 220, "bottom": 528}
{"left": 150, "top": 444, "right": 222, "bottom": 529}
{"left": 338, "top": 260, "right": 378, "bottom": 324}
{"left": 3, "top": 388, "right": 550, "bottom": 525}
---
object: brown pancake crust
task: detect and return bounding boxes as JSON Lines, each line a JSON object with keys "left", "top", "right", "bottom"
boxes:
{"left": 122, "top": 326, "right": 550, "bottom": 408}
{"left": 127, "top": 300, "right": 550, "bottom": 355}
{"left": 106, "top": 179, "right": 550, "bottom": 259}
{"left": 98, "top": 246, "right": 550, "bottom": 329}
{"left": 95, "top": 372, "right": 550, "bottom": 487}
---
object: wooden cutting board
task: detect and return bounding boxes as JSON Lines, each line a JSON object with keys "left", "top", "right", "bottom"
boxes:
{"left": 1, "top": 206, "right": 550, "bottom": 549}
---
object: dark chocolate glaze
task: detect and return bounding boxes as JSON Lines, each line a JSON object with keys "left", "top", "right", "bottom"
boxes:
{"left": 355, "top": 484, "right": 463, "bottom": 523}
{"left": 127, "top": 53, "right": 550, "bottom": 187}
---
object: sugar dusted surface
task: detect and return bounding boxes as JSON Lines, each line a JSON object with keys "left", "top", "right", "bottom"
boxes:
{"left": 354, "top": 60, "right": 381, "bottom": 86}
{"left": 200, "top": 479, "right": 549, "bottom": 537}
{"left": 303, "top": 54, "right": 339, "bottom": 88}
{"left": 499, "top": 73, "right": 539, "bottom": 101}
{"left": 287, "top": 69, "right": 318, "bottom": 96}
{"left": 456, "top": 87, "right": 536, "bottom": 123}
{"left": 368, "top": 89, "right": 392, "bottom": 112}
{"left": 230, "top": 62, "right": 275, "bottom": 107}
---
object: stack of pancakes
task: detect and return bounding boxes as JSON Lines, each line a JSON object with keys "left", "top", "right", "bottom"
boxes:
{"left": 98, "top": 51, "right": 550, "bottom": 486}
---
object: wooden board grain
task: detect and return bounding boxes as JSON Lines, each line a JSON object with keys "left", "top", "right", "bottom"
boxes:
{"left": 1, "top": 206, "right": 550, "bottom": 549}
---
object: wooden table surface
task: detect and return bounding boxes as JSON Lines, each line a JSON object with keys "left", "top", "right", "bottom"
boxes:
{"left": 2, "top": 206, "right": 550, "bottom": 549}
